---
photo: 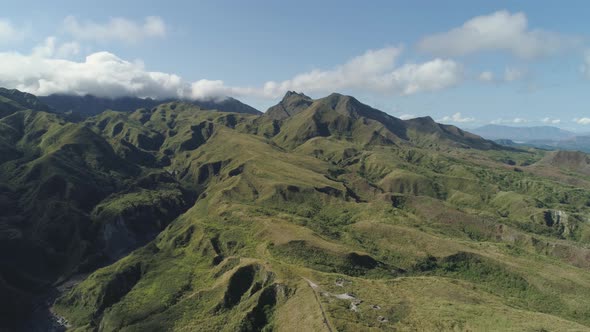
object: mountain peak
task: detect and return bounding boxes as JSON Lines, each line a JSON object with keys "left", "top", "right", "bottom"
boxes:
{"left": 265, "top": 91, "right": 313, "bottom": 120}
{"left": 191, "top": 97, "right": 261, "bottom": 115}
{"left": 404, "top": 116, "right": 436, "bottom": 125}
{"left": 283, "top": 90, "right": 308, "bottom": 99}
{"left": 0, "top": 87, "right": 51, "bottom": 116}
{"left": 282, "top": 90, "right": 311, "bottom": 102}
{"left": 324, "top": 92, "right": 353, "bottom": 103}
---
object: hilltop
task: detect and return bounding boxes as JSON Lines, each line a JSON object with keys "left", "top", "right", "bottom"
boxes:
{"left": 1, "top": 90, "right": 590, "bottom": 331}
{"left": 39, "top": 94, "right": 262, "bottom": 119}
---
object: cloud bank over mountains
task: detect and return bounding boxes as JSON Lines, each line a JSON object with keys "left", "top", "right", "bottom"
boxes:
{"left": 190, "top": 47, "right": 463, "bottom": 99}
{"left": 0, "top": 10, "right": 589, "bottom": 127}
{"left": 0, "top": 43, "right": 462, "bottom": 100}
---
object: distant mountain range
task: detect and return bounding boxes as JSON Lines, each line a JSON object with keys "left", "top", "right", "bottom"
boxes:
{"left": 38, "top": 93, "right": 261, "bottom": 119}
{"left": 472, "top": 124, "right": 590, "bottom": 153}
{"left": 472, "top": 124, "right": 575, "bottom": 141}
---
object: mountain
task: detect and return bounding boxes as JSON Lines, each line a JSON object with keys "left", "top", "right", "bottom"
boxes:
{"left": 2, "top": 89, "right": 590, "bottom": 331}
{"left": 536, "top": 150, "right": 590, "bottom": 176}
{"left": 473, "top": 124, "right": 575, "bottom": 141}
{"left": 39, "top": 94, "right": 163, "bottom": 118}
{"left": 267, "top": 92, "right": 497, "bottom": 150}
{"left": 0, "top": 88, "right": 51, "bottom": 117}
{"left": 475, "top": 125, "right": 590, "bottom": 154}
{"left": 264, "top": 91, "right": 313, "bottom": 120}
{"left": 39, "top": 94, "right": 261, "bottom": 119}
{"left": 192, "top": 97, "right": 261, "bottom": 115}
{"left": 542, "top": 135, "right": 590, "bottom": 153}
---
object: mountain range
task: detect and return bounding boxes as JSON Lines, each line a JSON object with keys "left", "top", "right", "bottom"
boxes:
{"left": 472, "top": 124, "right": 576, "bottom": 141}
{"left": 2, "top": 89, "right": 590, "bottom": 331}
{"left": 38, "top": 93, "right": 261, "bottom": 120}
{"left": 473, "top": 124, "right": 590, "bottom": 153}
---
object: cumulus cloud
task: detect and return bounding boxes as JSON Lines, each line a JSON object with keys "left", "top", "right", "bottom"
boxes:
{"left": 0, "top": 51, "right": 185, "bottom": 99}
{"left": 32, "top": 37, "right": 80, "bottom": 58}
{"left": 512, "top": 117, "right": 527, "bottom": 124}
{"left": 418, "top": 11, "right": 579, "bottom": 58}
{"left": 0, "top": 18, "right": 27, "bottom": 43}
{"left": 575, "top": 118, "right": 590, "bottom": 125}
{"left": 491, "top": 117, "right": 528, "bottom": 124}
{"left": 542, "top": 117, "right": 561, "bottom": 124}
{"left": 477, "top": 67, "right": 525, "bottom": 84}
{"left": 0, "top": 45, "right": 463, "bottom": 100}
{"left": 399, "top": 114, "right": 417, "bottom": 120}
{"left": 217, "top": 47, "right": 464, "bottom": 99}
{"left": 478, "top": 71, "right": 494, "bottom": 82}
{"left": 438, "top": 112, "right": 475, "bottom": 123}
{"left": 189, "top": 79, "right": 236, "bottom": 100}
{"left": 504, "top": 67, "right": 524, "bottom": 82}
{"left": 388, "top": 59, "right": 463, "bottom": 95}
{"left": 62, "top": 16, "right": 166, "bottom": 43}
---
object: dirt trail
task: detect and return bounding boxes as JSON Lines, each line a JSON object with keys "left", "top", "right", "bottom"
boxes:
{"left": 303, "top": 278, "right": 334, "bottom": 332}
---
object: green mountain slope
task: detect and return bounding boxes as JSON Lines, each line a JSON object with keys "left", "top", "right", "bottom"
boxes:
{"left": 2, "top": 89, "right": 590, "bottom": 331}
{"left": 39, "top": 94, "right": 262, "bottom": 119}
{"left": 264, "top": 92, "right": 497, "bottom": 151}
{"left": 265, "top": 91, "right": 314, "bottom": 120}
{"left": 0, "top": 88, "right": 52, "bottom": 118}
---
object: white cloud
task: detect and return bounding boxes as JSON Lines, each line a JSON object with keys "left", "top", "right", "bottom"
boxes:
{"left": 0, "top": 51, "right": 185, "bottom": 99}
{"left": 189, "top": 80, "right": 233, "bottom": 100}
{"left": 62, "top": 16, "right": 166, "bottom": 43}
{"left": 0, "top": 18, "right": 26, "bottom": 43}
{"left": 388, "top": 59, "right": 463, "bottom": 95}
{"left": 32, "top": 37, "right": 80, "bottom": 58}
{"left": 477, "top": 67, "right": 525, "bottom": 84}
{"left": 418, "top": 10, "right": 579, "bottom": 58}
{"left": 491, "top": 118, "right": 528, "bottom": 124}
{"left": 575, "top": 118, "right": 590, "bottom": 125}
{"left": 218, "top": 47, "right": 463, "bottom": 99}
{"left": 399, "top": 114, "right": 416, "bottom": 120}
{"left": 0, "top": 45, "right": 463, "bottom": 100}
{"left": 56, "top": 41, "right": 81, "bottom": 58}
{"left": 504, "top": 67, "right": 524, "bottom": 82}
{"left": 438, "top": 112, "right": 475, "bottom": 123}
{"left": 478, "top": 71, "right": 494, "bottom": 82}
{"left": 512, "top": 117, "right": 527, "bottom": 124}
{"left": 542, "top": 117, "right": 561, "bottom": 124}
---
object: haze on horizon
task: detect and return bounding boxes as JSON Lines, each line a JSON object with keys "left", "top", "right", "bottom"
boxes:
{"left": 1, "top": 0, "right": 590, "bottom": 131}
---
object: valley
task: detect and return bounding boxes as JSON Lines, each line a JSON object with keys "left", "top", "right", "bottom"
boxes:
{"left": 1, "top": 89, "right": 590, "bottom": 331}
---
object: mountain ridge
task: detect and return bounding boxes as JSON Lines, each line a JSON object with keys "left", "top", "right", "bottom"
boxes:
{"left": 265, "top": 91, "right": 498, "bottom": 151}
{"left": 2, "top": 88, "right": 590, "bottom": 331}
{"left": 476, "top": 124, "right": 590, "bottom": 154}
{"left": 38, "top": 93, "right": 262, "bottom": 119}
{"left": 473, "top": 124, "right": 575, "bottom": 141}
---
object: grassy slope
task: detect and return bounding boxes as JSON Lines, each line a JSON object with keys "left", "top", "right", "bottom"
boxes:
{"left": 2, "top": 91, "right": 590, "bottom": 331}
{"left": 54, "top": 98, "right": 590, "bottom": 331}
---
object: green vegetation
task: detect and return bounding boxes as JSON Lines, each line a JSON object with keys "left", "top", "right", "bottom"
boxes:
{"left": 2, "top": 90, "right": 590, "bottom": 331}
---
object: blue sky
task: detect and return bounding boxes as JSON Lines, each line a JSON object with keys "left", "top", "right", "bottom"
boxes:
{"left": 2, "top": 0, "right": 590, "bottom": 130}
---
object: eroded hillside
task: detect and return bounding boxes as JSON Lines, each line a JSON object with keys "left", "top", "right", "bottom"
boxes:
{"left": 2, "top": 91, "right": 590, "bottom": 331}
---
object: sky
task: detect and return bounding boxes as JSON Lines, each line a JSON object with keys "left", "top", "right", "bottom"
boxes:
{"left": 2, "top": 0, "right": 590, "bottom": 131}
